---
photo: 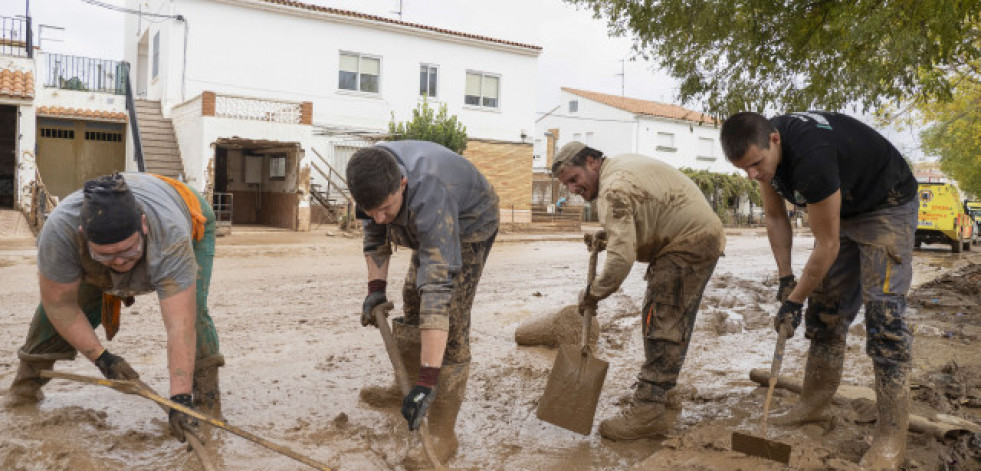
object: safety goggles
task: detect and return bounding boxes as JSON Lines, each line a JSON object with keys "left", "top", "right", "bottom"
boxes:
{"left": 88, "top": 232, "right": 144, "bottom": 263}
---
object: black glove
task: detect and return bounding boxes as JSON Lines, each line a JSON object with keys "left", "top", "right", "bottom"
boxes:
{"left": 362, "top": 280, "right": 388, "bottom": 327}
{"left": 775, "top": 300, "right": 804, "bottom": 336}
{"left": 94, "top": 349, "right": 140, "bottom": 380}
{"left": 777, "top": 275, "right": 797, "bottom": 303}
{"left": 401, "top": 385, "right": 436, "bottom": 431}
{"left": 578, "top": 285, "right": 600, "bottom": 316}
{"left": 168, "top": 393, "right": 201, "bottom": 443}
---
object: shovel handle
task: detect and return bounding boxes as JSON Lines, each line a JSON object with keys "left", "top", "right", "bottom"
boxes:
{"left": 761, "top": 323, "right": 792, "bottom": 435}
{"left": 580, "top": 233, "right": 604, "bottom": 354}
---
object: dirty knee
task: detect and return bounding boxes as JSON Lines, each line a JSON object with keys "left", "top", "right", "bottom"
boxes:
{"left": 803, "top": 295, "right": 846, "bottom": 341}
{"left": 865, "top": 300, "right": 912, "bottom": 365}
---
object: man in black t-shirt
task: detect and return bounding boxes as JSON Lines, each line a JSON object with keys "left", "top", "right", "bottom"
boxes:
{"left": 720, "top": 111, "right": 917, "bottom": 470}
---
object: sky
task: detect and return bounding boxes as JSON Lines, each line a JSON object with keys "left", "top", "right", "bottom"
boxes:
{"left": 0, "top": 0, "right": 926, "bottom": 160}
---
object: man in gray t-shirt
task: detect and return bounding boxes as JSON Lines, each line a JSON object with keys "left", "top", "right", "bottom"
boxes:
{"left": 5, "top": 173, "right": 222, "bottom": 445}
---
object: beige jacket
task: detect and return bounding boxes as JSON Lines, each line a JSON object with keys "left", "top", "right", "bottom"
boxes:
{"left": 591, "top": 154, "right": 726, "bottom": 298}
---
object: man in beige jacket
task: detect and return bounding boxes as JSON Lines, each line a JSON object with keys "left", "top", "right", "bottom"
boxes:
{"left": 552, "top": 142, "right": 726, "bottom": 440}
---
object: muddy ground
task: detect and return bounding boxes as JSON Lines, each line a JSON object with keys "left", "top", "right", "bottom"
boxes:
{"left": 0, "top": 226, "right": 979, "bottom": 470}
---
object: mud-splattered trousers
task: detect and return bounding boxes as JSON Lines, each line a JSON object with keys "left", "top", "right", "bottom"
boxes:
{"left": 400, "top": 232, "right": 496, "bottom": 365}
{"left": 804, "top": 199, "right": 917, "bottom": 367}
{"left": 636, "top": 253, "right": 719, "bottom": 403}
{"left": 17, "top": 188, "right": 220, "bottom": 365}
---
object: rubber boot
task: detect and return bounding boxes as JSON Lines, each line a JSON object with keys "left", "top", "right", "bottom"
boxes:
{"left": 598, "top": 400, "right": 682, "bottom": 441}
{"left": 359, "top": 318, "right": 420, "bottom": 408}
{"left": 403, "top": 362, "right": 469, "bottom": 470}
{"left": 4, "top": 349, "right": 75, "bottom": 408}
{"left": 859, "top": 362, "right": 910, "bottom": 470}
{"left": 193, "top": 353, "right": 225, "bottom": 419}
{"left": 771, "top": 337, "right": 845, "bottom": 425}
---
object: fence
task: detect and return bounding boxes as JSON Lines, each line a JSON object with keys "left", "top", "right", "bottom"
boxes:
{"left": 44, "top": 53, "right": 126, "bottom": 94}
{"left": 0, "top": 16, "right": 31, "bottom": 58}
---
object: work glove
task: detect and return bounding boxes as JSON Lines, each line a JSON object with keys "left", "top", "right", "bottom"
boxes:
{"left": 94, "top": 349, "right": 140, "bottom": 381}
{"left": 578, "top": 285, "right": 601, "bottom": 316}
{"left": 775, "top": 300, "right": 804, "bottom": 336}
{"left": 401, "top": 366, "right": 440, "bottom": 431}
{"left": 776, "top": 275, "right": 797, "bottom": 303}
{"left": 168, "top": 393, "right": 202, "bottom": 443}
{"left": 361, "top": 279, "right": 388, "bottom": 327}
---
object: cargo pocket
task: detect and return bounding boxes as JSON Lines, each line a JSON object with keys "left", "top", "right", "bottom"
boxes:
{"left": 643, "top": 260, "right": 685, "bottom": 343}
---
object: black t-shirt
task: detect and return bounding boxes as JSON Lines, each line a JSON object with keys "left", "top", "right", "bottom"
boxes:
{"left": 770, "top": 111, "right": 916, "bottom": 218}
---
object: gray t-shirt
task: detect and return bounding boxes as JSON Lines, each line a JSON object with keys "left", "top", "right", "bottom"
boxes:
{"left": 37, "top": 173, "right": 197, "bottom": 299}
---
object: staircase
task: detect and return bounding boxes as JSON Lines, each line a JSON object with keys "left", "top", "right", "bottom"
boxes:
{"left": 133, "top": 100, "right": 184, "bottom": 178}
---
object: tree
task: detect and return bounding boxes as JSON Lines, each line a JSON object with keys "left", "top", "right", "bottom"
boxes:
{"left": 566, "top": 0, "right": 981, "bottom": 117}
{"left": 917, "top": 70, "right": 981, "bottom": 196}
{"left": 388, "top": 98, "right": 468, "bottom": 154}
{"left": 680, "top": 168, "right": 760, "bottom": 224}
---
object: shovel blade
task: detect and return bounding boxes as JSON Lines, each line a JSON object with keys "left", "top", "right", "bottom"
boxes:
{"left": 537, "top": 343, "right": 609, "bottom": 435}
{"left": 731, "top": 431, "right": 792, "bottom": 464}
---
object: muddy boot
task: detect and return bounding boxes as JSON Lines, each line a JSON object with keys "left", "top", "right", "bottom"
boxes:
{"left": 193, "top": 354, "right": 225, "bottom": 419}
{"left": 4, "top": 349, "right": 75, "bottom": 408}
{"left": 360, "top": 318, "right": 420, "bottom": 408}
{"left": 403, "top": 362, "right": 469, "bottom": 470}
{"left": 771, "top": 337, "right": 845, "bottom": 425}
{"left": 598, "top": 400, "right": 681, "bottom": 441}
{"left": 859, "top": 362, "right": 910, "bottom": 470}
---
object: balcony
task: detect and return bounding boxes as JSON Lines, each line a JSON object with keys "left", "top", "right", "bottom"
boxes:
{"left": 0, "top": 16, "right": 31, "bottom": 58}
{"left": 43, "top": 53, "right": 126, "bottom": 95}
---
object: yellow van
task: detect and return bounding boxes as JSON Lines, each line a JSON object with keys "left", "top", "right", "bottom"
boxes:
{"left": 916, "top": 182, "right": 973, "bottom": 252}
{"left": 967, "top": 200, "right": 981, "bottom": 246}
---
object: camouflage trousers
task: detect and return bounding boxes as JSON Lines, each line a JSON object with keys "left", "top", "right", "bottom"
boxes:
{"left": 804, "top": 199, "right": 917, "bottom": 366}
{"left": 18, "top": 187, "right": 221, "bottom": 362}
{"left": 635, "top": 253, "right": 718, "bottom": 403}
{"left": 402, "top": 232, "right": 497, "bottom": 365}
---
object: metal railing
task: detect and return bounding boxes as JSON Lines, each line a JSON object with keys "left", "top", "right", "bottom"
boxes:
{"left": 121, "top": 62, "right": 146, "bottom": 172}
{"left": 0, "top": 16, "right": 31, "bottom": 58}
{"left": 44, "top": 53, "right": 126, "bottom": 94}
{"left": 214, "top": 94, "right": 302, "bottom": 123}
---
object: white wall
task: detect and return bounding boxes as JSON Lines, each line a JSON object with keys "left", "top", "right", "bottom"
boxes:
{"left": 635, "top": 116, "right": 736, "bottom": 173}
{"left": 123, "top": 0, "right": 539, "bottom": 143}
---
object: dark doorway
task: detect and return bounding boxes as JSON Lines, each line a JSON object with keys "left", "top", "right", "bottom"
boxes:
{"left": 215, "top": 146, "right": 228, "bottom": 193}
{"left": 0, "top": 105, "right": 17, "bottom": 208}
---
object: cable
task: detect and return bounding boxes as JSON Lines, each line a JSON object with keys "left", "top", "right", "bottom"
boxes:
{"left": 78, "top": 0, "right": 178, "bottom": 19}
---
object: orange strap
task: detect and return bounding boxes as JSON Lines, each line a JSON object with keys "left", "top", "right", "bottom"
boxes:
{"left": 149, "top": 174, "right": 207, "bottom": 242}
{"left": 101, "top": 293, "right": 122, "bottom": 341}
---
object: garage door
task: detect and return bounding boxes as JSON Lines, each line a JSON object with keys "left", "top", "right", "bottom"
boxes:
{"left": 38, "top": 118, "right": 126, "bottom": 199}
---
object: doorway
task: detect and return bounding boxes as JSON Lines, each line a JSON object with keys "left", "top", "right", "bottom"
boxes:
{"left": 0, "top": 105, "right": 16, "bottom": 207}
{"left": 212, "top": 139, "right": 302, "bottom": 230}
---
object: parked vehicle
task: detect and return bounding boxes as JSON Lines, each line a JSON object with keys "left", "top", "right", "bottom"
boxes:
{"left": 966, "top": 200, "right": 981, "bottom": 245}
{"left": 915, "top": 182, "right": 973, "bottom": 252}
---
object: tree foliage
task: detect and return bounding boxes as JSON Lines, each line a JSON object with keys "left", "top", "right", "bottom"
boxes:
{"left": 917, "top": 68, "right": 981, "bottom": 197}
{"left": 566, "top": 0, "right": 981, "bottom": 117}
{"left": 388, "top": 98, "right": 468, "bottom": 154}
{"left": 680, "top": 168, "right": 761, "bottom": 223}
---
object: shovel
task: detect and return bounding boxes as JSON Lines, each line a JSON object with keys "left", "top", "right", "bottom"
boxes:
{"left": 536, "top": 232, "right": 609, "bottom": 435}
{"left": 371, "top": 301, "right": 446, "bottom": 470}
{"left": 731, "top": 322, "right": 793, "bottom": 464}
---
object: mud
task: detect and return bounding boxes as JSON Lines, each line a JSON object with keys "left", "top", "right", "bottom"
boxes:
{"left": 0, "top": 227, "right": 978, "bottom": 470}
{"left": 514, "top": 304, "right": 600, "bottom": 349}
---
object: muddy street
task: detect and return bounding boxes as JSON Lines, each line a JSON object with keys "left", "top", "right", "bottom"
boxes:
{"left": 1, "top": 228, "right": 979, "bottom": 470}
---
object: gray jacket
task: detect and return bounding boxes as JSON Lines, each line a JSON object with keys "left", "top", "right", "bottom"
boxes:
{"left": 362, "top": 141, "right": 499, "bottom": 330}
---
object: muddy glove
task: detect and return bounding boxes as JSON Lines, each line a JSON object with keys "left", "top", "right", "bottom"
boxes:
{"left": 775, "top": 300, "right": 804, "bottom": 336}
{"left": 578, "top": 285, "right": 600, "bottom": 316}
{"left": 362, "top": 280, "right": 388, "bottom": 327}
{"left": 94, "top": 349, "right": 140, "bottom": 380}
{"left": 401, "top": 366, "right": 439, "bottom": 431}
{"left": 776, "top": 275, "right": 797, "bottom": 303}
{"left": 168, "top": 393, "right": 202, "bottom": 443}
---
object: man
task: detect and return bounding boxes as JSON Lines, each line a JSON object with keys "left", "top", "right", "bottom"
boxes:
{"left": 720, "top": 111, "right": 918, "bottom": 469}
{"left": 5, "top": 172, "right": 224, "bottom": 445}
{"left": 552, "top": 142, "right": 726, "bottom": 440}
{"left": 346, "top": 140, "right": 498, "bottom": 468}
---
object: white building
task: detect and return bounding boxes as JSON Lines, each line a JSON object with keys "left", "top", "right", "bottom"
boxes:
{"left": 123, "top": 0, "right": 541, "bottom": 229}
{"left": 535, "top": 87, "right": 735, "bottom": 174}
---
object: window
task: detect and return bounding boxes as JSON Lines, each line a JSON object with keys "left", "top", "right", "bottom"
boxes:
{"left": 269, "top": 154, "right": 286, "bottom": 180}
{"left": 464, "top": 71, "right": 500, "bottom": 108}
{"left": 569, "top": 100, "right": 578, "bottom": 112}
{"left": 84, "top": 131, "right": 123, "bottom": 142}
{"left": 696, "top": 137, "right": 716, "bottom": 161}
{"left": 40, "top": 128, "right": 74, "bottom": 139}
{"left": 152, "top": 32, "right": 160, "bottom": 79}
{"left": 419, "top": 64, "right": 438, "bottom": 98}
{"left": 339, "top": 52, "right": 381, "bottom": 93}
{"left": 656, "top": 132, "right": 676, "bottom": 152}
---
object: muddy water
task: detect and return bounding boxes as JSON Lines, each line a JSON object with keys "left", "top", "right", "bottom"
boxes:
{"left": 0, "top": 229, "right": 978, "bottom": 470}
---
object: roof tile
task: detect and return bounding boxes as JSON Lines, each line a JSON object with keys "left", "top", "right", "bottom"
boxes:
{"left": 37, "top": 106, "right": 127, "bottom": 122}
{"left": 563, "top": 87, "right": 717, "bottom": 125}
{"left": 0, "top": 68, "right": 34, "bottom": 99}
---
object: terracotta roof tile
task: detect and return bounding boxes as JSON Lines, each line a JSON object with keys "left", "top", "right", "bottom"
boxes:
{"left": 0, "top": 68, "right": 34, "bottom": 99}
{"left": 258, "top": 0, "right": 541, "bottom": 51}
{"left": 37, "top": 106, "right": 127, "bottom": 122}
{"left": 563, "top": 87, "right": 717, "bottom": 125}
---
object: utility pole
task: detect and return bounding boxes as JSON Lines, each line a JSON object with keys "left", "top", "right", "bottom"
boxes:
{"left": 615, "top": 59, "right": 625, "bottom": 96}
{"left": 391, "top": 0, "right": 403, "bottom": 20}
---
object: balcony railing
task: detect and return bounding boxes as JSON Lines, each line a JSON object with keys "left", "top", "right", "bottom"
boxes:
{"left": 214, "top": 94, "right": 304, "bottom": 124}
{"left": 44, "top": 53, "right": 126, "bottom": 95}
{"left": 0, "top": 16, "right": 31, "bottom": 58}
